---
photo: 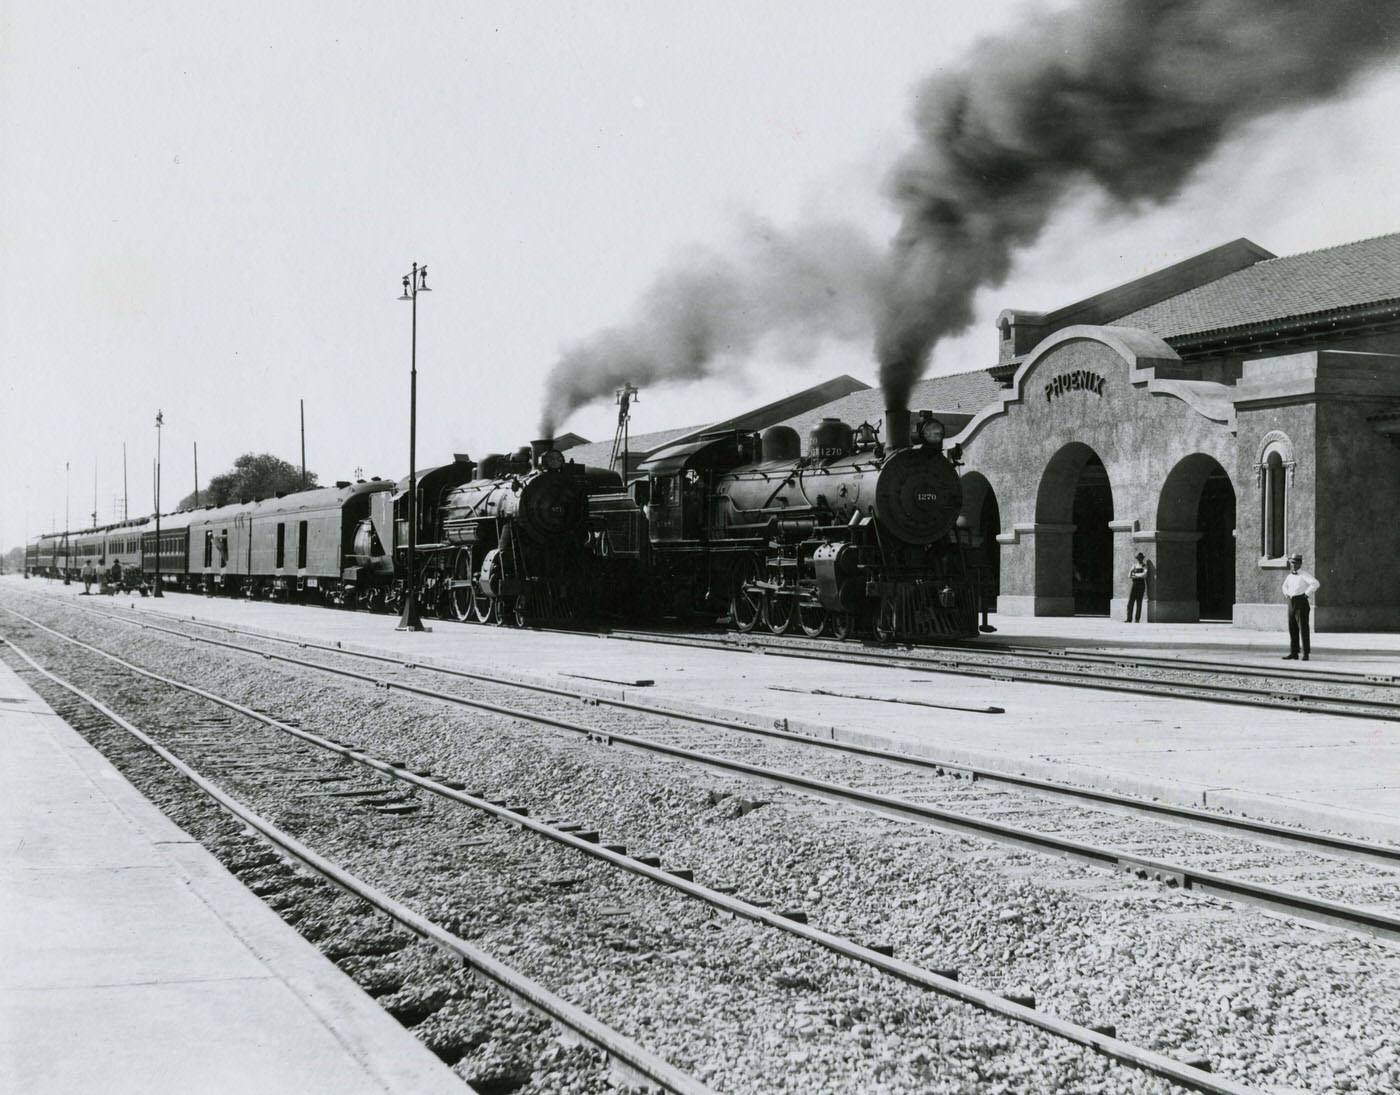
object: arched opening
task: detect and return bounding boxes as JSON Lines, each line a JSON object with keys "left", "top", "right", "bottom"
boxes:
{"left": 1071, "top": 454, "right": 1114, "bottom": 614}
{"left": 1035, "top": 443, "right": 1114, "bottom": 616}
{"left": 981, "top": 489, "right": 1002, "bottom": 601}
{"left": 1198, "top": 470, "right": 1236, "bottom": 619}
{"left": 1156, "top": 454, "right": 1237, "bottom": 622}
{"left": 958, "top": 472, "right": 1001, "bottom": 607}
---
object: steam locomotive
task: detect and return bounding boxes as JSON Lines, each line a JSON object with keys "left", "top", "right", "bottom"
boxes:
{"left": 24, "top": 442, "right": 597, "bottom": 628}
{"left": 23, "top": 409, "right": 977, "bottom": 641}
{"left": 588, "top": 407, "right": 977, "bottom": 641}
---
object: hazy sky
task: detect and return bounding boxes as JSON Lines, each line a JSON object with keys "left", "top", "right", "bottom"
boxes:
{"left": 3, "top": 1, "right": 1397, "bottom": 547}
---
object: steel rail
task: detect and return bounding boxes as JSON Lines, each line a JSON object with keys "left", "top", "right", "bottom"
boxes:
{"left": 0, "top": 636, "right": 711, "bottom": 1095}
{"left": 587, "top": 621, "right": 1400, "bottom": 691}
{"left": 953, "top": 641, "right": 1400, "bottom": 689}
{"left": 58, "top": 598, "right": 1400, "bottom": 870}
{"left": 0, "top": 625, "right": 1261, "bottom": 1095}
{"left": 8, "top": 604, "right": 1400, "bottom": 952}
{"left": 596, "top": 626, "right": 1400, "bottom": 721}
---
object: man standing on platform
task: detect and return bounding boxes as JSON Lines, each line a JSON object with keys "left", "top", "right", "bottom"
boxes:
{"left": 1125, "top": 552, "right": 1148, "bottom": 622}
{"left": 1281, "top": 553, "right": 1320, "bottom": 661}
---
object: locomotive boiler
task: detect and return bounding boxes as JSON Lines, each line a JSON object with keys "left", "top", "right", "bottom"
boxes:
{"left": 435, "top": 441, "right": 590, "bottom": 624}
{"left": 615, "top": 408, "right": 977, "bottom": 640}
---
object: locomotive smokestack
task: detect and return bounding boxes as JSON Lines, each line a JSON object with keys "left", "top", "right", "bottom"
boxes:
{"left": 884, "top": 408, "right": 911, "bottom": 452}
{"left": 530, "top": 438, "right": 554, "bottom": 469}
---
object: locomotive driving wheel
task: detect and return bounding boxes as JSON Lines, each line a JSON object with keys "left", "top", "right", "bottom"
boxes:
{"left": 730, "top": 556, "right": 762, "bottom": 633}
{"left": 449, "top": 549, "right": 473, "bottom": 622}
{"left": 765, "top": 591, "right": 794, "bottom": 635}
{"left": 796, "top": 601, "right": 826, "bottom": 638}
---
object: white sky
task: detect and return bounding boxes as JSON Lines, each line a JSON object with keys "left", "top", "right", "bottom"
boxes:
{"left": 3, "top": 1, "right": 1397, "bottom": 549}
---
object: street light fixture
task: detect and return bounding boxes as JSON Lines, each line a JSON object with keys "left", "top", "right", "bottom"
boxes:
{"left": 396, "top": 262, "right": 430, "bottom": 632}
{"left": 153, "top": 410, "right": 164, "bottom": 597}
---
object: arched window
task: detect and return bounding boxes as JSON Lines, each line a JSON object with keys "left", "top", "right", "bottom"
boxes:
{"left": 1255, "top": 431, "right": 1295, "bottom": 561}
{"left": 1262, "top": 451, "right": 1286, "bottom": 558}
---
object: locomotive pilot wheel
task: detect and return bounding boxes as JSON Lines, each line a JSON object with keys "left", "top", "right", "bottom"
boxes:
{"left": 730, "top": 556, "right": 762, "bottom": 633}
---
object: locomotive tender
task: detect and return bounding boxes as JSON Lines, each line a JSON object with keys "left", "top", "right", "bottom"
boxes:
{"left": 591, "top": 407, "right": 977, "bottom": 641}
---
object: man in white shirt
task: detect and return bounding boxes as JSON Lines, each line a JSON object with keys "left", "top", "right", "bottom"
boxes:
{"left": 1281, "top": 553, "right": 1320, "bottom": 661}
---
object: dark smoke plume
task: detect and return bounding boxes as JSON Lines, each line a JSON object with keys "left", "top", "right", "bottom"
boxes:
{"left": 878, "top": 0, "right": 1400, "bottom": 409}
{"left": 539, "top": 220, "right": 883, "bottom": 436}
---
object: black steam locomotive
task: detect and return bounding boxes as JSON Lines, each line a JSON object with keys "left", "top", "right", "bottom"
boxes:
{"left": 26, "top": 410, "right": 976, "bottom": 641}
{"left": 588, "top": 408, "right": 978, "bottom": 641}
{"left": 351, "top": 441, "right": 596, "bottom": 626}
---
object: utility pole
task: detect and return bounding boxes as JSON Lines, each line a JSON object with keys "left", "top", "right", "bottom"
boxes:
{"left": 300, "top": 399, "right": 307, "bottom": 490}
{"left": 194, "top": 442, "right": 200, "bottom": 508}
{"left": 63, "top": 461, "right": 71, "bottom": 584}
{"left": 154, "top": 410, "right": 164, "bottom": 598}
{"left": 123, "top": 443, "right": 129, "bottom": 520}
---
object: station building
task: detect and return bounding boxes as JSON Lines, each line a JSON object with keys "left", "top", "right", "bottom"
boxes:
{"left": 564, "top": 233, "right": 1400, "bottom": 631}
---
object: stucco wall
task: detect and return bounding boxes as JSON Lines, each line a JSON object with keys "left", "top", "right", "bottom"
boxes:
{"left": 1315, "top": 398, "right": 1400, "bottom": 628}
{"left": 1232, "top": 402, "right": 1315, "bottom": 630}
{"left": 957, "top": 329, "right": 1237, "bottom": 620}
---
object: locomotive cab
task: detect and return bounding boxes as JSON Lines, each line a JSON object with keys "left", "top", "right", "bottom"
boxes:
{"left": 639, "top": 430, "right": 754, "bottom": 544}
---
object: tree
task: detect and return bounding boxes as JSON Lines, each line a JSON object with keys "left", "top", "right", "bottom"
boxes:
{"left": 176, "top": 453, "right": 318, "bottom": 510}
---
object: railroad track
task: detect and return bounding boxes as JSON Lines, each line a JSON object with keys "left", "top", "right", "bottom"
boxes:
{"left": 2, "top": 633, "right": 710, "bottom": 1095}
{"left": 581, "top": 624, "right": 1400, "bottom": 722}
{"left": 1, "top": 619, "right": 1268, "bottom": 1095}
{"left": 39, "top": 595, "right": 1400, "bottom": 870}
{"left": 12, "top": 597, "right": 1400, "bottom": 944}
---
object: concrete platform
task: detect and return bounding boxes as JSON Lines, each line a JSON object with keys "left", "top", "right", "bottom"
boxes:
{"left": 0, "top": 652, "right": 468, "bottom": 1095}
{"left": 5, "top": 574, "right": 1400, "bottom": 848}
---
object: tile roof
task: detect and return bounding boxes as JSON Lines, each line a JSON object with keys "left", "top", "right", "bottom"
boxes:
{"left": 772, "top": 368, "right": 1004, "bottom": 440}
{"left": 561, "top": 424, "right": 703, "bottom": 471}
{"left": 1113, "top": 233, "right": 1400, "bottom": 339}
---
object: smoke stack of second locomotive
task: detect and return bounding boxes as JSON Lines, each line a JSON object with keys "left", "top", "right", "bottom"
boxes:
{"left": 530, "top": 438, "right": 554, "bottom": 469}
{"left": 884, "top": 408, "right": 911, "bottom": 452}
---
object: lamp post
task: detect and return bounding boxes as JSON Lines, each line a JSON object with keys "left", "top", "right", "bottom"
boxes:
{"left": 153, "top": 410, "right": 164, "bottom": 598}
{"left": 396, "top": 262, "right": 430, "bottom": 632}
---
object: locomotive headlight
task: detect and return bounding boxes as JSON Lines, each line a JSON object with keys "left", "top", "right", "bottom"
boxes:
{"left": 540, "top": 449, "right": 565, "bottom": 471}
{"left": 917, "top": 417, "right": 945, "bottom": 445}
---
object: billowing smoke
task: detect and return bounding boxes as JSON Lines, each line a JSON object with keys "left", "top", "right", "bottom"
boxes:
{"left": 539, "top": 220, "right": 884, "bottom": 437}
{"left": 878, "top": 0, "right": 1400, "bottom": 409}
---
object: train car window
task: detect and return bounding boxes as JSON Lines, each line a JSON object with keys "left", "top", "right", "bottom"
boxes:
{"left": 651, "top": 476, "right": 676, "bottom": 507}
{"left": 276, "top": 524, "right": 286, "bottom": 568}
{"left": 218, "top": 530, "right": 229, "bottom": 566}
{"left": 297, "top": 521, "right": 308, "bottom": 568}
{"left": 204, "top": 531, "right": 213, "bottom": 568}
